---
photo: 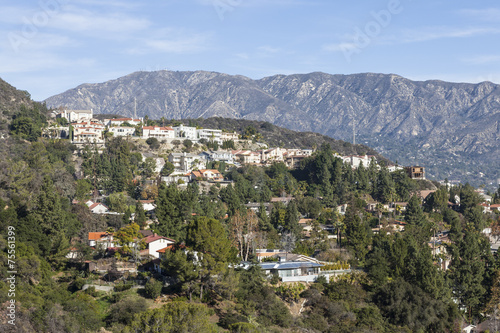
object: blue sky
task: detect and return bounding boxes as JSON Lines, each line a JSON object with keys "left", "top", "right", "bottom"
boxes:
{"left": 1, "top": 0, "right": 500, "bottom": 101}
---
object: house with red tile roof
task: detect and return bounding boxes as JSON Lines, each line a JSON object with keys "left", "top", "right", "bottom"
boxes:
{"left": 142, "top": 234, "right": 175, "bottom": 259}
{"left": 88, "top": 202, "right": 110, "bottom": 214}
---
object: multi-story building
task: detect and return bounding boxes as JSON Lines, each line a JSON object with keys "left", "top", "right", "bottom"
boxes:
{"left": 109, "top": 126, "right": 135, "bottom": 137}
{"left": 142, "top": 126, "right": 175, "bottom": 139}
{"left": 56, "top": 109, "right": 93, "bottom": 123}
{"left": 173, "top": 124, "right": 197, "bottom": 140}
{"left": 197, "top": 128, "right": 222, "bottom": 144}
{"left": 168, "top": 152, "right": 206, "bottom": 173}
{"left": 405, "top": 166, "right": 425, "bottom": 179}
{"left": 221, "top": 131, "right": 239, "bottom": 141}
{"left": 199, "top": 150, "right": 234, "bottom": 164}
{"left": 106, "top": 117, "right": 143, "bottom": 126}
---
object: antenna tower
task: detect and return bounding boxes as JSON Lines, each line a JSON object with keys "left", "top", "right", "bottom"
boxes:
{"left": 134, "top": 97, "right": 137, "bottom": 119}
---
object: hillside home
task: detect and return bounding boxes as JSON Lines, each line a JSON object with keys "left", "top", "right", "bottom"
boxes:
{"left": 405, "top": 166, "right": 425, "bottom": 179}
{"left": 56, "top": 109, "right": 93, "bottom": 123}
{"left": 197, "top": 128, "right": 223, "bottom": 144}
{"left": 221, "top": 131, "right": 239, "bottom": 141}
{"left": 199, "top": 150, "right": 234, "bottom": 164}
{"left": 259, "top": 260, "right": 323, "bottom": 283}
{"left": 173, "top": 124, "right": 197, "bottom": 140}
{"left": 106, "top": 117, "right": 143, "bottom": 126}
{"left": 142, "top": 126, "right": 175, "bottom": 139}
{"left": 168, "top": 152, "right": 206, "bottom": 173}
{"left": 189, "top": 169, "right": 224, "bottom": 182}
{"left": 141, "top": 234, "right": 175, "bottom": 259}
{"left": 109, "top": 126, "right": 135, "bottom": 137}
{"left": 260, "top": 148, "right": 286, "bottom": 162}
{"left": 72, "top": 121, "right": 105, "bottom": 144}
{"left": 139, "top": 200, "right": 156, "bottom": 212}
{"left": 88, "top": 232, "right": 115, "bottom": 248}
{"left": 161, "top": 174, "right": 191, "bottom": 186}
{"left": 341, "top": 155, "right": 377, "bottom": 169}
{"left": 232, "top": 150, "right": 261, "bottom": 164}
{"left": 88, "top": 202, "right": 110, "bottom": 214}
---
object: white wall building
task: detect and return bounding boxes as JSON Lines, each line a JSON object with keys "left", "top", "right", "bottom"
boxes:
{"left": 173, "top": 124, "right": 197, "bottom": 140}
{"left": 106, "top": 118, "right": 143, "bottom": 126}
{"left": 168, "top": 152, "right": 206, "bottom": 173}
{"left": 56, "top": 109, "right": 93, "bottom": 123}
{"left": 197, "top": 128, "right": 222, "bottom": 144}
{"left": 109, "top": 126, "right": 135, "bottom": 137}
{"left": 142, "top": 126, "right": 175, "bottom": 139}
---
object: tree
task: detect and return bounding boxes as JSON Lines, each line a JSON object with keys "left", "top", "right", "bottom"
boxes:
{"left": 229, "top": 210, "right": 260, "bottom": 261}
{"left": 160, "top": 162, "right": 175, "bottom": 176}
{"left": 374, "top": 278, "right": 457, "bottom": 332}
{"left": 114, "top": 222, "right": 143, "bottom": 255}
{"left": 186, "top": 216, "right": 236, "bottom": 300}
{"left": 404, "top": 195, "right": 431, "bottom": 244}
{"left": 162, "top": 249, "right": 200, "bottom": 301}
{"left": 344, "top": 203, "right": 370, "bottom": 265}
{"left": 134, "top": 201, "right": 147, "bottom": 228}
{"left": 145, "top": 137, "right": 160, "bottom": 149}
{"left": 144, "top": 278, "right": 163, "bottom": 299}
{"left": 450, "top": 230, "right": 486, "bottom": 319}
{"left": 124, "top": 302, "right": 218, "bottom": 333}
{"left": 106, "top": 192, "right": 129, "bottom": 213}
{"left": 183, "top": 139, "right": 193, "bottom": 151}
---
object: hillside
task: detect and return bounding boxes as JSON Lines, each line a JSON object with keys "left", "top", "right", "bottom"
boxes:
{"left": 178, "top": 117, "right": 386, "bottom": 160}
{"left": 0, "top": 77, "right": 36, "bottom": 135}
{"left": 44, "top": 70, "right": 500, "bottom": 188}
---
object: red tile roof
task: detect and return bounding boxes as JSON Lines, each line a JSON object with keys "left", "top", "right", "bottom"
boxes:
{"left": 88, "top": 232, "right": 108, "bottom": 241}
{"left": 142, "top": 126, "right": 174, "bottom": 131}
{"left": 143, "top": 234, "right": 175, "bottom": 244}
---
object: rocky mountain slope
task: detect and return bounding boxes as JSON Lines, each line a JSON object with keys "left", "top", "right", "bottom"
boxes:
{"left": 44, "top": 70, "right": 500, "bottom": 188}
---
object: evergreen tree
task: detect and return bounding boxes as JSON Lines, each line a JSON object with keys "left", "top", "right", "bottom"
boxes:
{"left": 134, "top": 200, "right": 147, "bottom": 228}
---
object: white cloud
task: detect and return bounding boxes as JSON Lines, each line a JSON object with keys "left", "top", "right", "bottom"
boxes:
{"left": 399, "top": 26, "right": 500, "bottom": 43}
{"left": 128, "top": 28, "right": 212, "bottom": 55}
{"left": 323, "top": 42, "right": 358, "bottom": 52}
{"left": 461, "top": 55, "right": 500, "bottom": 65}
{"left": 459, "top": 8, "right": 500, "bottom": 21}
{"left": 48, "top": 6, "right": 151, "bottom": 35}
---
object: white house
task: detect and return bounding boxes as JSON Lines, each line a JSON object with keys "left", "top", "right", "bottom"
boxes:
{"left": 221, "top": 131, "right": 239, "bottom": 141}
{"left": 109, "top": 126, "right": 135, "bottom": 137}
{"left": 72, "top": 121, "right": 105, "bottom": 144}
{"left": 341, "top": 155, "right": 375, "bottom": 169}
{"left": 232, "top": 150, "right": 261, "bottom": 164}
{"left": 88, "top": 202, "right": 110, "bottom": 214}
{"left": 143, "top": 234, "right": 175, "bottom": 259}
{"left": 197, "top": 128, "right": 222, "bottom": 144}
{"left": 88, "top": 232, "right": 115, "bottom": 248}
{"left": 56, "top": 109, "right": 93, "bottom": 123}
{"left": 189, "top": 169, "right": 224, "bottom": 182}
{"left": 173, "top": 124, "right": 197, "bottom": 140}
{"left": 199, "top": 150, "right": 234, "bottom": 164}
{"left": 139, "top": 200, "right": 156, "bottom": 212}
{"left": 168, "top": 152, "right": 206, "bottom": 173}
{"left": 142, "top": 126, "right": 175, "bottom": 139}
{"left": 106, "top": 117, "right": 143, "bottom": 126}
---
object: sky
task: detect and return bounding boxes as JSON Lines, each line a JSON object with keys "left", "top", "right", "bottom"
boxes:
{"left": 1, "top": 0, "right": 500, "bottom": 101}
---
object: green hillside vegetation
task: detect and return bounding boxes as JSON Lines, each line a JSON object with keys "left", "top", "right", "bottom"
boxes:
{"left": 1, "top": 83, "right": 500, "bottom": 332}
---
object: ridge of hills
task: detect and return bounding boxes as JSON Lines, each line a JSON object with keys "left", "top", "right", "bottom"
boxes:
{"left": 0, "top": 77, "right": 382, "bottom": 162}
{"left": 38, "top": 70, "right": 500, "bottom": 189}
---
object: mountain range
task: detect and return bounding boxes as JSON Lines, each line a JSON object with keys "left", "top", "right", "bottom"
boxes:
{"left": 44, "top": 70, "right": 500, "bottom": 189}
